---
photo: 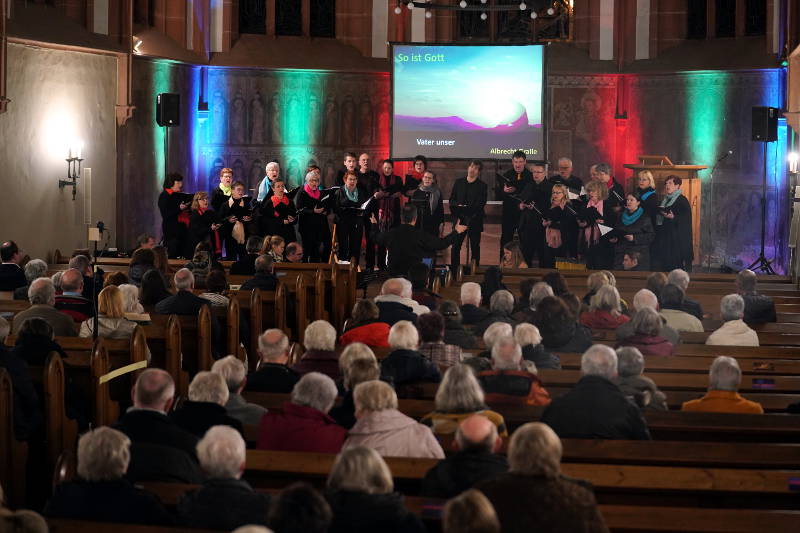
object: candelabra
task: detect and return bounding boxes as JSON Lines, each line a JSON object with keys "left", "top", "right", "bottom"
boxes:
{"left": 59, "top": 146, "right": 83, "bottom": 201}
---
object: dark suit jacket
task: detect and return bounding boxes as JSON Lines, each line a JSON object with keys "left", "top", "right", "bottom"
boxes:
{"left": 372, "top": 223, "right": 459, "bottom": 276}
{"left": 114, "top": 409, "right": 199, "bottom": 459}
{"left": 126, "top": 440, "right": 202, "bottom": 485}
{"left": 245, "top": 363, "right": 300, "bottom": 393}
{"left": 742, "top": 292, "right": 777, "bottom": 324}
{"left": 449, "top": 178, "right": 488, "bottom": 231}
{"left": 0, "top": 345, "right": 42, "bottom": 440}
{"left": 177, "top": 478, "right": 270, "bottom": 530}
{"left": 0, "top": 263, "right": 27, "bottom": 291}
{"left": 155, "top": 290, "right": 223, "bottom": 356}
{"left": 376, "top": 301, "right": 417, "bottom": 326}
{"left": 169, "top": 400, "right": 244, "bottom": 438}
{"left": 240, "top": 272, "right": 279, "bottom": 291}
{"left": 229, "top": 254, "right": 258, "bottom": 276}
{"left": 682, "top": 297, "right": 704, "bottom": 320}
{"left": 44, "top": 479, "right": 172, "bottom": 525}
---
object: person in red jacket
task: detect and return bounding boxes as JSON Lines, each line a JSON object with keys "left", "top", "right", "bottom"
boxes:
{"left": 580, "top": 285, "right": 630, "bottom": 330}
{"left": 256, "top": 372, "right": 345, "bottom": 453}
{"left": 339, "top": 299, "right": 390, "bottom": 348}
{"left": 478, "top": 337, "right": 551, "bottom": 406}
{"left": 615, "top": 307, "right": 674, "bottom": 357}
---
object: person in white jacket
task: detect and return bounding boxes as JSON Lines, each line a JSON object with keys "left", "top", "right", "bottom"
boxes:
{"left": 706, "top": 294, "right": 759, "bottom": 347}
{"left": 344, "top": 380, "right": 444, "bottom": 459}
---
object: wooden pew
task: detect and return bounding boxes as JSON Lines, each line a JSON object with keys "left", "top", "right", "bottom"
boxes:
{"left": 34, "top": 352, "right": 79, "bottom": 468}
{"left": 175, "top": 306, "right": 213, "bottom": 395}
{"left": 141, "top": 314, "right": 183, "bottom": 391}
{"left": 234, "top": 289, "right": 262, "bottom": 373}
{"left": 0, "top": 368, "right": 28, "bottom": 509}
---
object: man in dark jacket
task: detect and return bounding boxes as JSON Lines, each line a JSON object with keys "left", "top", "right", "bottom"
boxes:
{"left": 169, "top": 371, "right": 244, "bottom": 438}
{"left": 114, "top": 369, "right": 202, "bottom": 483}
{"left": 374, "top": 278, "right": 422, "bottom": 326}
{"left": 422, "top": 415, "right": 508, "bottom": 498}
{"left": 380, "top": 320, "right": 441, "bottom": 386}
{"left": 459, "top": 282, "right": 489, "bottom": 326}
{"left": 496, "top": 150, "right": 533, "bottom": 257}
{"left": 177, "top": 426, "right": 270, "bottom": 530}
{"left": 0, "top": 240, "right": 27, "bottom": 291}
{"left": 0, "top": 316, "right": 42, "bottom": 440}
{"left": 229, "top": 235, "right": 263, "bottom": 276}
{"left": 240, "top": 254, "right": 279, "bottom": 291}
{"left": 450, "top": 160, "right": 489, "bottom": 269}
{"left": 245, "top": 329, "right": 300, "bottom": 393}
{"left": 737, "top": 268, "right": 777, "bottom": 324}
{"left": 473, "top": 290, "right": 517, "bottom": 337}
{"left": 54, "top": 268, "right": 94, "bottom": 323}
{"left": 44, "top": 427, "right": 173, "bottom": 526}
{"left": 371, "top": 204, "right": 466, "bottom": 277}
{"left": 541, "top": 345, "right": 650, "bottom": 440}
{"left": 667, "top": 269, "right": 704, "bottom": 320}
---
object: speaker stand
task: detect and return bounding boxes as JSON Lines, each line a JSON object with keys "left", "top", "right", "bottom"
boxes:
{"left": 163, "top": 125, "right": 171, "bottom": 182}
{"left": 746, "top": 142, "right": 776, "bottom": 275}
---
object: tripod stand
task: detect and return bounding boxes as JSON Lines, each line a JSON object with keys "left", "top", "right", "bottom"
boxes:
{"left": 746, "top": 141, "right": 776, "bottom": 274}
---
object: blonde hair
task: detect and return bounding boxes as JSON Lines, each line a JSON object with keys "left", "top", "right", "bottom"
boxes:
{"left": 589, "top": 285, "right": 622, "bottom": 315}
{"left": 584, "top": 179, "right": 608, "bottom": 201}
{"left": 220, "top": 167, "right": 233, "bottom": 179}
{"left": 98, "top": 285, "right": 125, "bottom": 318}
{"left": 507, "top": 422, "right": 562, "bottom": 477}
{"left": 260, "top": 235, "right": 285, "bottom": 254}
{"left": 550, "top": 184, "right": 569, "bottom": 206}
{"left": 353, "top": 380, "right": 398, "bottom": 412}
{"left": 443, "top": 489, "right": 500, "bottom": 533}
{"left": 77, "top": 427, "right": 131, "bottom": 481}
{"left": 188, "top": 371, "right": 229, "bottom": 406}
{"left": 327, "top": 447, "right": 393, "bottom": 494}
{"left": 191, "top": 191, "right": 209, "bottom": 211}
{"left": 586, "top": 271, "right": 609, "bottom": 293}
{"left": 638, "top": 169, "right": 655, "bottom": 188}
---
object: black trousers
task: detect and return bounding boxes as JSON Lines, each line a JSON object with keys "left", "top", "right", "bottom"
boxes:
{"left": 520, "top": 226, "right": 549, "bottom": 267}
{"left": 362, "top": 217, "right": 377, "bottom": 269}
{"left": 300, "top": 226, "right": 331, "bottom": 263}
{"left": 499, "top": 207, "right": 522, "bottom": 257}
{"left": 338, "top": 220, "right": 363, "bottom": 264}
{"left": 451, "top": 225, "right": 481, "bottom": 269}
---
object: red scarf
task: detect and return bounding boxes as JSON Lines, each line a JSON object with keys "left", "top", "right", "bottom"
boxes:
{"left": 164, "top": 188, "right": 175, "bottom": 195}
{"left": 411, "top": 170, "right": 425, "bottom": 182}
{"left": 272, "top": 195, "right": 289, "bottom": 207}
{"left": 197, "top": 207, "right": 207, "bottom": 215}
{"left": 605, "top": 177, "right": 615, "bottom": 189}
{"left": 168, "top": 189, "right": 191, "bottom": 227}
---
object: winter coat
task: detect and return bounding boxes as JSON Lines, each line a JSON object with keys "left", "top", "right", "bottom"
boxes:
{"left": 326, "top": 490, "right": 426, "bottom": 533}
{"left": 521, "top": 344, "right": 561, "bottom": 370}
{"left": 742, "top": 291, "right": 777, "bottom": 324}
{"left": 291, "top": 349, "right": 341, "bottom": 380}
{"left": 579, "top": 310, "right": 630, "bottom": 330}
{"left": 443, "top": 321, "right": 478, "bottom": 349}
{"left": 421, "top": 450, "right": 509, "bottom": 499}
{"left": 616, "top": 333, "right": 675, "bottom": 356}
{"left": 613, "top": 374, "right": 668, "bottom": 411}
{"left": 176, "top": 478, "right": 270, "bottom": 530}
{"left": 706, "top": 319, "right": 759, "bottom": 347}
{"left": 339, "top": 321, "right": 391, "bottom": 348}
{"left": 257, "top": 402, "right": 346, "bottom": 453}
{"left": 477, "top": 370, "right": 552, "bottom": 406}
{"left": 344, "top": 409, "right": 444, "bottom": 458}
{"left": 380, "top": 348, "right": 441, "bottom": 386}
{"left": 682, "top": 390, "right": 764, "bottom": 414}
{"left": 537, "top": 319, "right": 593, "bottom": 353}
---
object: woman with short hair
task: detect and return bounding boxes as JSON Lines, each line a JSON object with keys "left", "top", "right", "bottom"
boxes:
{"left": 580, "top": 285, "right": 630, "bottom": 329}
{"left": 296, "top": 170, "right": 332, "bottom": 262}
{"left": 421, "top": 364, "right": 507, "bottom": 437}
{"left": 615, "top": 307, "right": 674, "bottom": 356}
{"left": 329, "top": 344, "right": 380, "bottom": 429}
{"left": 514, "top": 323, "right": 560, "bottom": 370}
{"left": 655, "top": 175, "right": 693, "bottom": 271}
{"left": 635, "top": 170, "right": 659, "bottom": 227}
{"left": 188, "top": 191, "right": 222, "bottom": 259}
{"left": 611, "top": 193, "right": 655, "bottom": 270}
{"left": 326, "top": 447, "right": 425, "bottom": 533}
{"left": 261, "top": 177, "right": 298, "bottom": 244}
{"left": 127, "top": 248, "right": 156, "bottom": 287}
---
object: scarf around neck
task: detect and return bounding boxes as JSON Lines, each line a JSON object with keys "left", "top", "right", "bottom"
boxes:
{"left": 656, "top": 190, "right": 682, "bottom": 225}
{"left": 587, "top": 198, "right": 604, "bottom": 217}
{"left": 622, "top": 207, "right": 644, "bottom": 225}
{"left": 304, "top": 183, "right": 321, "bottom": 200}
{"left": 639, "top": 187, "right": 655, "bottom": 201}
{"left": 218, "top": 182, "right": 231, "bottom": 196}
{"left": 419, "top": 183, "right": 441, "bottom": 213}
{"left": 345, "top": 186, "right": 359, "bottom": 202}
{"left": 272, "top": 194, "right": 289, "bottom": 207}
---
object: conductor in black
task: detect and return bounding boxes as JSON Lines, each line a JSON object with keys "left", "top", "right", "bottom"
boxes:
{"left": 449, "top": 160, "right": 488, "bottom": 269}
{"left": 496, "top": 150, "right": 532, "bottom": 256}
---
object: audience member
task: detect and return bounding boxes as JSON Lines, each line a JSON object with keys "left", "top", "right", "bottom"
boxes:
{"left": 13, "top": 258, "right": 46, "bottom": 300}
{"left": 240, "top": 255, "right": 279, "bottom": 291}
{"left": 339, "top": 299, "right": 390, "bottom": 348}
{"left": 44, "top": 427, "right": 172, "bottom": 525}
{"left": 0, "top": 316, "right": 42, "bottom": 440}
{"left": 267, "top": 483, "right": 332, "bottom": 533}
{"left": 541, "top": 271, "right": 570, "bottom": 297}
{"left": 442, "top": 489, "right": 501, "bottom": 533}
{"left": 440, "top": 300, "right": 478, "bottom": 349}
{"left": 659, "top": 284, "right": 703, "bottom": 332}
{"left": 128, "top": 248, "right": 157, "bottom": 287}
{"left": 477, "top": 422, "right": 609, "bottom": 533}
{"left": 706, "top": 294, "right": 759, "bottom": 346}
{"left": 257, "top": 372, "right": 346, "bottom": 453}
{"left": 613, "top": 347, "right": 668, "bottom": 411}
{"left": 478, "top": 337, "right": 551, "bottom": 406}
{"left": 480, "top": 266, "right": 508, "bottom": 303}
{"left": 211, "top": 356, "right": 267, "bottom": 426}
{"left": 422, "top": 415, "right": 508, "bottom": 499}
{"left": 375, "top": 278, "right": 429, "bottom": 324}
{"left": 512, "top": 282, "right": 553, "bottom": 323}
{"left": 139, "top": 269, "right": 172, "bottom": 309}
{"left": 199, "top": 269, "right": 230, "bottom": 308}
{"left": 533, "top": 296, "right": 592, "bottom": 353}
{"left": 380, "top": 320, "right": 441, "bottom": 386}
{"left": 646, "top": 271, "right": 667, "bottom": 301}
{"left": 622, "top": 251, "right": 643, "bottom": 271}
{"left": 151, "top": 245, "right": 173, "bottom": 284}
{"left": 292, "top": 320, "right": 340, "bottom": 379}
{"left": 285, "top": 242, "right": 304, "bottom": 263}
{"left": 0, "top": 482, "right": 48, "bottom": 532}
{"left": 616, "top": 307, "right": 675, "bottom": 356}
{"left": 409, "top": 262, "right": 441, "bottom": 311}
{"left": 541, "top": 345, "right": 650, "bottom": 439}
{"left": 615, "top": 289, "right": 679, "bottom": 345}
{"left": 580, "top": 285, "right": 630, "bottom": 329}
{"left": 736, "top": 268, "right": 777, "bottom": 324}
{"left": 474, "top": 290, "right": 517, "bottom": 336}
{"left": 51, "top": 270, "right": 63, "bottom": 292}
{"left": 177, "top": 426, "right": 270, "bottom": 530}
{"left": 330, "top": 343, "right": 381, "bottom": 429}
{"left": 103, "top": 271, "right": 130, "bottom": 288}
{"left": 13, "top": 278, "right": 76, "bottom": 336}
{"left": 514, "top": 323, "right": 560, "bottom": 369}
{"left": 245, "top": 329, "right": 300, "bottom": 393}
{"left": 79, "top": 285, "right": 138, "bottom": 339}
{"left": 230, "top": 236, "right": 263, "bottom": 275}
{"left": 326, "top": 447, "right": 426, "bottom": 533}
{"left": 513, "top": 278, "right": 537, "bottom": 313}
{"left": 682, "top": 356, "right": 764, "bottom": 414}
{"left": 345, "top": 380, "right": 444, "bottom": 458}
{"left": 262, "top": 235, "right": 285, "bottom": 265}
{"left": 582, "top": 271, "right": 609, "bottom": 306}
{"left": 155, "top": 268, "right": 222, "bottom": 355}
{"left": 0, "top": 240, "right": 27, "bottom": 291}
{"left": 417, "top": 311, "right": 462, "bottom": 369}
{"left": 170, "top": 371, "right": 243, "bottom": 437}
{"left": 136, "top": 233, "right": 156, "bottom": 250}
{"left": 460, "top": 282, "right": 489, "bottom": 325}
{"left": 118, "top": 283, "right": 145, "bottom": 315}
{"left": 422, "top": 364, "right": 507, "bottom": 436}
{"left": 667, "top": 269, "right": 704, "bottom": 319}
{"left": 54, "top": 268, "right": 94, "bottom": 323}
{"left": 68, "top": 254, "right": 103, "bottom": 301}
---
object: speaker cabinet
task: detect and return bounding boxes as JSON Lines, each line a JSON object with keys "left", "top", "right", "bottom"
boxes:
{"left": 156, "top": 93, "right": 181, "bottom": 127}
{"left": 751, "top": 106, "right": 778, "bottom": 142}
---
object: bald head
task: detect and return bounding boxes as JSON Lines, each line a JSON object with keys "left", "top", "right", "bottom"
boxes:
{"left": 380, "top": 278, "right": 404, "bottom": 297}
{"left": 632, "top": 289, "right": 658, "bottom": 311}
{"left": 132, "top": 369, "right": 175, "bottom": 412}
{"left": 60, "top": 268, "right": 84, "bottom": 293}
{"left": 455, "top": 414, "right": 500, "bottom": 453}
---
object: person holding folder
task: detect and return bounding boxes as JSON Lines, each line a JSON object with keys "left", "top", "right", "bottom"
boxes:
{"left": 496, "top": 150, "right": 532, "bottom": 254}
{"left": 217, "top": 181, "right": 254, "bottom": 261}
{"left": 334, "top": 171, "right": 370, "bottom": 264}
{"left": 157, "top": 173, "right": 192, "bottom": 258}
{"left": 449, "top": 160, "right": 488, "bottom": 269}
{"left": 295, "top": 170, "right": 332, "bottom": 263}
{"left": 577, "top": 179, "right": 617, "bottom": 269}
{"left": 262, "top": 178, "right": 298, "bottom": 245}
{"left": 541, "top": 184, "right": 578, "bottom": 265}
{"left": 517, "top": 163, "right": 552, "bottom": 267}
{"left": 610, "top": 192, "right": 655, "bottom": 270}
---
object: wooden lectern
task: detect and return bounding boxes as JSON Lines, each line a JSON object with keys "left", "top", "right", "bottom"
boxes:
{"left": 623, "top": 155, "right": 707, "bottom": 265}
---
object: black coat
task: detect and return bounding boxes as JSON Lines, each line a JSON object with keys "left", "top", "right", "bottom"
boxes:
{"left": 158, "top": 190, "right": 191, "bottom": 240}
{"left": 329, "top": 390, "right": 357, "bottom": 429}
{"left": 217, "top": 196, "right": 253, "bottom": 234}
{"left": 295, "top": 188, "right": 333, "bottom": 237}
{"left": 497, "top": 168, "right": 533, "bottom": 223}
{"left": 613, "top": 211, "right": 655, "bottom": 270}
{"left": 421, "top": 450, "right": 509, "bottom": 499}
{"left": 450, "top": 178, "right": 488, "bottom": 231}
{"left": 240, "top": 272, "right": 279, "bottom": 292}
{"left": 635, "top": 187, "right": 659, "bottom": 227}
{"left": 743, "top": 292, "right": 777, "bottom": 324}
{"left": 334, "top": 185, "right": 368, "bottom": 225}
{"left": 541, "top": 375, "right": 651, "bottom": 440}
{"left": 114, "top": 409, "right": 199, "bottom": 460}
{"left": 177, "top": 478, "right": 270, "bottom": 530}
{"left": 655, "top": 194, "right": 693, "bottom": 269}
{"left": 261, "top": 196, "right": 298, "bottom": 243}
{"left": 245, "top": 363, "right": 300, "bottom": 393}
{"left": 443, "top": 322, "right": 478, "bottom": 349}
{"left": 126, "top": 440, "right": 202, "bottom": 484}
{"left": 519, "top": 179, "right": 553, "bottom": 233}
{"left": 522, "top": 344, "right": 561, "bottom": 370}
{"left": 188, "top": 209, "right": 218, "bottom": 250}
{"left": 327, "top": 490, "right": 426, "bottom": 533}
{"left": 460, "top": 304, "right": 489, "bottom": 326}
{"left": 536, "top": 319, "right": 593, "bottom": 354}
{"left": 473, "top": 311, "right": 517, "bottom": 337}
{"left": 210, "top": 187, "right": 231, "bottom": 212}
{"left": 410, "top": 187, "right": 444, "bottom": 234}
{"left": 377, "top": 301, "right": 417, "bottom": 326}
{"left": 550, "top": 174, "right": 584, "bottom": 195}
{"left": 380, "top": 348, "right": 441, "bottom": 386}
{"left": 682, "top": 297, "right": 705, "bottom": 321}
{"left": 229, "top": 254, "right": 257, "bottom": 276}
{"left": 44, "top": 479, "right": 173, "bottom": 525}
{"left": 0, "top": 263, "right": 26, "bottom": 291}
{"left": 155, "top": 290, "right": 223, "bottom": 356}
{"left": 0, "top": 345, "right": 42, "bottom": 440}
{"left": 372, "top": 223, "right": 459, "bottom": 276}
{"left": 169, "top": 400, "right": 244, "bottom": 438}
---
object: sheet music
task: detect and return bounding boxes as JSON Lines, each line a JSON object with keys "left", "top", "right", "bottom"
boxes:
{"left": 568, "top": 190, "right": 580, "bottom": 200}
{"left": 360, "top": 197, "right": 373, "bottom": 210}
{"left": 598, "top": 224, "right": 614, "bottom": 236}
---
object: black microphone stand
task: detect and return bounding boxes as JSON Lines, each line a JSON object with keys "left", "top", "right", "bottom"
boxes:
{"left": 746, "top": 142, "right": 776, "bottom": 274}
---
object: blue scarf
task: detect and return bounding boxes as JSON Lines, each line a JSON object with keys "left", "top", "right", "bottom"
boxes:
{"left": 656, "top": 189, "right": 682, "bottom": 225}
{"left": 639, "top": 188, "right": 655, "bottom": 201}
{"left": 344, "top": 186, "right": 359, "bottom": 202}
{"left": 621, "top": 207, "right": 644, "bottom": 225}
